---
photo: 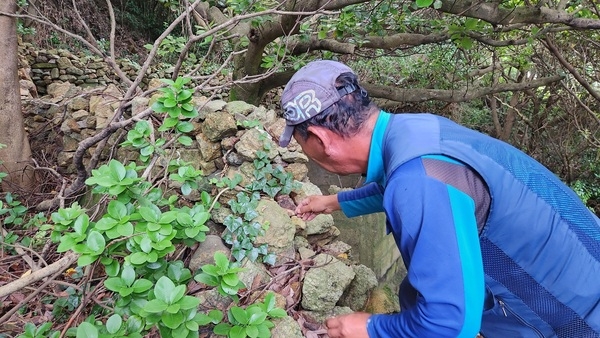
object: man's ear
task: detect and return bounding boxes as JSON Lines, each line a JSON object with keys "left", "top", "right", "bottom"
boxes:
{"left": 306, "top": 125, "right": 334, "bottom": 154}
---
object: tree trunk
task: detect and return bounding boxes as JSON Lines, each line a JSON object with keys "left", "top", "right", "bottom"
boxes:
{"left": 0, "top": 0, "right": 35, "bottom": 192}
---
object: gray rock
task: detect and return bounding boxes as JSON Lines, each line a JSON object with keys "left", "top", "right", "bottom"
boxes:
{"left": 255, "top": 199, "right": 295, "bottom": 250}
{"left": 234, "top": 128, "right": 278, "bottom": 161}
{"left": 306, "top": 214, "right": 335, "bottom": 236}
{"left": 196, "top": 132, "right": 222, "bottom": 162}
{"left": 202, "top": 111, "right": 237, "bottom": 142}
{"left": 339, "top": 264, "right": 378, "bottom": 311}
{"left": 271, "top": 315, "right": 304, "bottom": 338}
{"left": 188, "top": 235, "right": 230, "bottom": 272}
{"left": 238, "top": 258, "right": 271, "bottom": 290}
{"left": 301, "top": 306, "right": 354, "bottom": 323}
{"left": 224, "top": 100, "right": 255, "bottom": 116}
{"left": 301, "top": 254, "right": 355, "bottom": 311}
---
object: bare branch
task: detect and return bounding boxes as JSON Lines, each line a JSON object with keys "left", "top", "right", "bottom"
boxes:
{"left": 365, "top": 75, "right": 564, "bottom": 103}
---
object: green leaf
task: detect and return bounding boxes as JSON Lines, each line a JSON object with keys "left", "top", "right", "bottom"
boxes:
{"left": 176, "top": 122, "right": 194, "bottom": 133}
{"left": 24, "top": 322, "right": 36, "bottom": 336}
{"left": 109, "top": 160, "right": 127, "bottom": 181}
{"left": 267, "top": 308, "right": 287, "bottom": 318}
{"left": 213, "top": 323, "right": 231, "bottom": 336}
{"left": 230, "top": 307, "right": 249, "bottom": 325}
{"left": 166, "top": 303, "right": 181, "bottom": 314}
{"left": 415, "top": 0, "right": 434, "bottom": 7}
{"left": 144, "top": 299, "right": 168, "bottom": 313}
{"left": 107, "top": 200, "right": 127, "bottom": 219}
{"left": 245, "top": 325, "right": 259, "bottom": 338}
{"left": 214, "top": 252, "right": 230, "bottom": 271}
{"left": 178, "top": 295, "right": 200, "bottom": 310}
{"left": 263, "top": 292, "right": 275, "bottom": 312}
{"left": 117, "top": 222, "right": 134, "bottom": 237}
{"left": 86, "top": 231, "right": 106, "bottom": 253}
{"left": 129, "top": 252, "right": 148, "bottom": 265}
{"left": 177, "top": 213, "right": 193, "bottom": 226}
{"left": 194, "top": 272, "right": 218, "bottom": 286}
{"left": 76, "top": 322, "right": 98, "bottom": 338}
{"left": 222, "top": 273, "right": 240, "bottom": 287}
{"left": 104, "top": 277, "right": 126, "bottom": 292}
{"left": 167, "top": 285, "right": 186, "bottom": 304}
{"left": 178, "top": 136, "right": 193, "bottom": 146}
{"left": 229, "top": 325, "right": 245, "bottom": 338}
{"left": 162, "top": 312, "right": 184, "bottom": 329}
{"left": 73, "top": 214, "right": 90, "bottom": 236}
{"left": 104, "top": 259, "right": 120, "bottom": 277}
{"left": 132, "top": 278, "right": 154, "bottom": 293}
{"left": 78, "top": 254, "right": 99, "bottom": 267}
{"left": 95, "top": 217, "right": 118, "bottom": 231}
{"left": 106, "top": 314, "right": 123, "bottom": 334}
{"left": 181, "top": 182, "right": 192, "bottom": 196}
{"left": 154, "top": 276, "right": 176, "bottom": 303}
{"left": 140, "top": 236, "right": 153, "bottom": 253}
{"left": 121, "top": 265, "right": 136, "bottom": 286}
{"left": 248, "top": 312, "right": 267, "bottom": 325}
{"left": 57, "top": 236, "right": 77, "bottom": 253}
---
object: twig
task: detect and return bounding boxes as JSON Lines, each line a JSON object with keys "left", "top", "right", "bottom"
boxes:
{"left": 0, "top": 251, "right": 78, "bottom": 299}
{"left": 0, "top": 264, "right": 67, "bottom": 325}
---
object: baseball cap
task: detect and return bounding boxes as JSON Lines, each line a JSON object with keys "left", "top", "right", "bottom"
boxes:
{"left": 279, "top": 60, "right": 356, "bottom": 147}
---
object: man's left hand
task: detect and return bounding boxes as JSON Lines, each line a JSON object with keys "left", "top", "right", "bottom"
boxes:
{"left": 326, "top": 312, "right": 371, "bottom": 338}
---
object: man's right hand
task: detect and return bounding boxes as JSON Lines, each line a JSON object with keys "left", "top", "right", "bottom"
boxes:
{"left": 295, "top": 194, "right": 341, "bottom": 221}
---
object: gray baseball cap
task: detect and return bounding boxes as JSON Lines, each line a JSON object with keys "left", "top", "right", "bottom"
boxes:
{"left": 279, "top": 60, "right": 356, "bottom": 147}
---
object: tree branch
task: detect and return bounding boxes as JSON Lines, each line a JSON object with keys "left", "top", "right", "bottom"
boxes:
{"left": 365, "top": 75, "right": 564, "bottom": 103}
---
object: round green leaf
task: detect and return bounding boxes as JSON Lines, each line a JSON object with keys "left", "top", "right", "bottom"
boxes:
{"left": 245, "top": 325, "right": 259, "bottom": 338}
{"left": 76, "top": 322, "right": 98, "bottom": 338}
{"left": 161, "top": 312, "right": 184, "bottom": 329}
{"left": 121, "top": 265, "right": 136, "bottom": 286}
{"left": 230, "top": 307, "right": 248, "bottom": 325}
{"left": 144, "top": 299, "right": 168, "bottom": 313}
{"left": 86, "top": 231, "right": 106, "bottom": 253}
{"left": 222, "top": 273, "right": 240, "bottom": 287}
{"left": 78, "top": 254, "right": 99, "bottom": 267}
{"left": 213, "top": 323, "right": 231, "bottom": 336}
{"left": 106, "top": 314, "right": 123, "bottom": 334}
{"left": 104, "top": 277, "right": 126, "bottom": 292}
{"left": 154, "top": 276, "right": 176, "bottom": 302}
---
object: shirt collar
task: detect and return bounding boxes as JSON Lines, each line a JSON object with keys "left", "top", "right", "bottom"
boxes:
{"left": 365, "top": 110, "right": 391, "bottom": 186}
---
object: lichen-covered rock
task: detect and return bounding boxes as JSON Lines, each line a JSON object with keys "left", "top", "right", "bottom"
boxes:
{"left": 254, "top": 199, "right": 295, "bottom": 251}
{"left": 301, "top": 254, "right": 355, "bottom": 311}
{"left": 339, "top": 264, "right": 378, "bottom": 311}
{"left": 202, "top": 111, "right": 238, "bottom": 142}
{"left": 234, "top": 127, "right": 278, "bottom": 161}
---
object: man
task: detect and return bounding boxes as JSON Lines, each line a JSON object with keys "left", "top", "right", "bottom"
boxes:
{"left": 278, "top": 60, "right": 600, "bottom": 338}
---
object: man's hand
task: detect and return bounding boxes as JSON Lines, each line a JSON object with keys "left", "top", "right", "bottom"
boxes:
{"left": 295, "top": 194, "right": 341, "bottom": 221}
{"left": 326, "top": 313, "right": 371, "bottom": 338}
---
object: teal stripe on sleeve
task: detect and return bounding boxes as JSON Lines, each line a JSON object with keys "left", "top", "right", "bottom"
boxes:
{"left": 447, "top": 185, "right": 485, "bottom": 337}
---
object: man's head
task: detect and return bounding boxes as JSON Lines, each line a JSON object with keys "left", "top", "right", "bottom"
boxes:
{"left": 278, "top": 60, "right": 375, "bottom": 147}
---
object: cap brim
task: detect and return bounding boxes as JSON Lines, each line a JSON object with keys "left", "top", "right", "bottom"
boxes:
{"left": 279, "top": 125, "right": 295, "bottom": 147}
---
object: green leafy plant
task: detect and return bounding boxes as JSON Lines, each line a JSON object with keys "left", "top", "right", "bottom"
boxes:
{"left": 169, "top": 165, "right": 203, "bottom": 196}
{"left": 0, "top": 193, "right": 28, "bottom": 226}
{"left": 194, "top": 251, "right": 246, "bottom": 299}
{"left": 16, "top": 322, "right": 59, "bottom": 338}
{"left": 151, "top": 77, "right": 198, "bottom": 147}
{"left": 213, "top": 292, "right": 287, "bottom": 338}
{"left": 137, "top": 276, "right": 203, "bottom": 338}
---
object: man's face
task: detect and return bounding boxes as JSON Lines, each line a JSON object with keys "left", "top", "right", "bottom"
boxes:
{"left": 293, "top": 129, "right": 358, "bottom": 176}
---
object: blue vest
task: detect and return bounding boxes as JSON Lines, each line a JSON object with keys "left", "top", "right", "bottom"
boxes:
{"left": 383, "top": 113, "right": 600, "bottom": 337}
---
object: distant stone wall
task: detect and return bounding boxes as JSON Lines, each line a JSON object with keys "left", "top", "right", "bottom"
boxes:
{"left": 17, "top": 42, "right": 228, "bottom": 99}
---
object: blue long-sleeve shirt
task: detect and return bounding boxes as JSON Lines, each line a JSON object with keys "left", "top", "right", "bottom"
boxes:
{"left": 336, "top": 111, "right": 600, "bottom": 338}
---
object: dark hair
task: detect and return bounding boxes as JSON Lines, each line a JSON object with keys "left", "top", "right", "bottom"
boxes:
{"left": 293, "top": 72, "right": 377, "bottom": 141}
